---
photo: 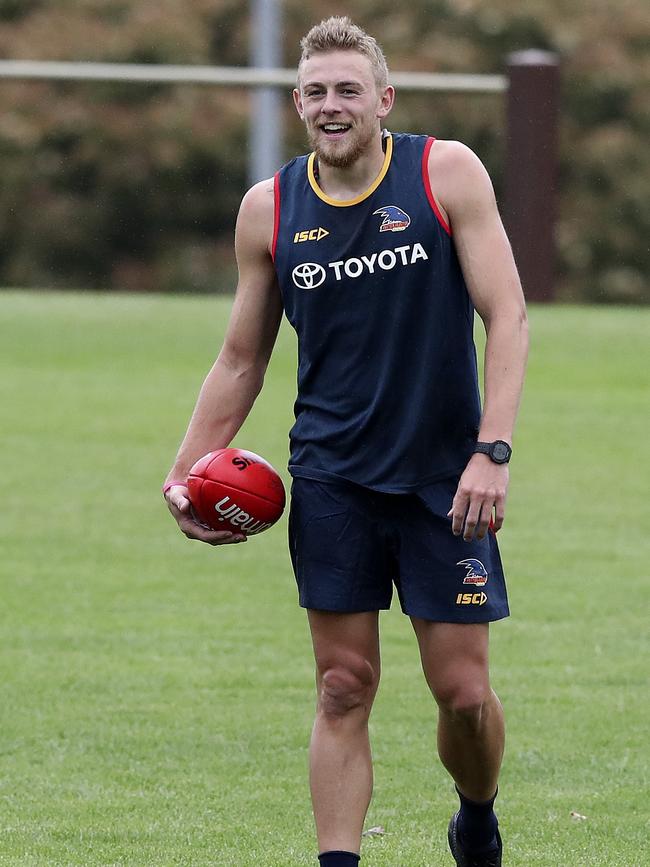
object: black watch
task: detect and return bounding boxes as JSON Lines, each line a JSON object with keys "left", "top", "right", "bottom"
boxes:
{"left": 474, "top": 440, "right": 512, "bottom": 464}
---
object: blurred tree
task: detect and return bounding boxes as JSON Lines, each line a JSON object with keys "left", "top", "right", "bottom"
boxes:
{"left": 0, "top": 0, "right": 646, "bottom": 301}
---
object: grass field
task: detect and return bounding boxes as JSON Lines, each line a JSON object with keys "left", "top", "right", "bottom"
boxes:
{"left": 1, "top": 291, "right": 648, "bottom": 867}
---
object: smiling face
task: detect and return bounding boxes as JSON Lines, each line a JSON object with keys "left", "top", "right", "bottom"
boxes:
{"left": 294, "top": 50, "right": 394, "bottom": 169}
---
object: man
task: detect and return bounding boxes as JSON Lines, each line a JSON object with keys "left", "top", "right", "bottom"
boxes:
{"left": 164, "top": 16, "right": 528, "bottom": 867}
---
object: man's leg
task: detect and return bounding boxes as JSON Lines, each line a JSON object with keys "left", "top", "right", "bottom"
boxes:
{"left": 308, "top": 609, "right": 381, "bottom": 857}
{"left": 411, "top": 620, "right": 504, "bottom": 851}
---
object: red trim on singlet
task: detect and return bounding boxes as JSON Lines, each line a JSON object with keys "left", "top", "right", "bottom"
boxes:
{"left": 422, "top": 136, "right": 452, "bottom": 236}
{"left": 271, "top": 172, "right": 281, "bottom": 262}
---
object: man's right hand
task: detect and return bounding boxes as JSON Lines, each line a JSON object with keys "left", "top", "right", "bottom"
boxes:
{"left": 164, "top": 484, "right": 248, "bottom": 546}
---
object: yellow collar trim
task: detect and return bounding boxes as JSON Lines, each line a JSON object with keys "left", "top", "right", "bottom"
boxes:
{"left": 307, "top": 133, "right": 393, "bottom": 207}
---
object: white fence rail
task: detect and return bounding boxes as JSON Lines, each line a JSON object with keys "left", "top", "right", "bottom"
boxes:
{"left": 0, "top": 60, "right": 507, "bottom": 93}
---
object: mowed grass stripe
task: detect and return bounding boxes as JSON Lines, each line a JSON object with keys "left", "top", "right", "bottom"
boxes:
{"left": 1, "top": 291, "right": 648, "bottom": 866}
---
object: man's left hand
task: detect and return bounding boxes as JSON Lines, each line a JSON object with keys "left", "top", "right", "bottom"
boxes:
{"left": 447, "top": 453, "right": 509, "bottom": 541}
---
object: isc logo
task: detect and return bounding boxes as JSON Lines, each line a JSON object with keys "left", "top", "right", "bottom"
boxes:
{"left": 456, "top": 592, "right": 488, "bottom": 606}
{"left": 294, "top": 227, "right": 330, "bottom": 243}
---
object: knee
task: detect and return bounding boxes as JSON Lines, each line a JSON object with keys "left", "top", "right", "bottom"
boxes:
{"left": 318, "top": 656, "right": 378, "bottom": 719}
{"left": 433, "top": 681, "right": 492, "bottom": 731}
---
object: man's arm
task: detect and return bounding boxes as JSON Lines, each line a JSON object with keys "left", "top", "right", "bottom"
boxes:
{"left": 164, "top": 177, "right": 283, "bottom": 545}
{"left": 429, "top": 141, "right": 529, "bottom": 541}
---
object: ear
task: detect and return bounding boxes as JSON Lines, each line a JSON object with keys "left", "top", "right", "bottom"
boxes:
{"left": 376, "top": 85, "right": 395, "bottom": 120}
{"left": 293, "top": 88, "right": 304, "bottom": 120}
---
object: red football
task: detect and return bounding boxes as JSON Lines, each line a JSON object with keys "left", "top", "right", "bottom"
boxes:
{"left": 187, "top": 448, "right": 286, "bottom": 535}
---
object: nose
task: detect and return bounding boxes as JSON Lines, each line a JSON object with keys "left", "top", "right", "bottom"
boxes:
{"left": 320, "top": 88, "right": 341, "bottom": 115}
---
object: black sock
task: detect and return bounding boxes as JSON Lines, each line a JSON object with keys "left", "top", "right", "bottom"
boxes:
{"left": 456, "top": 786, "right": 499, "bottom": 853}
{"left": 318, "top": 851, "right": 360, "bottom": 867}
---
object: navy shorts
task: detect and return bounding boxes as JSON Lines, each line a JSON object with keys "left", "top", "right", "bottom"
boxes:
{"left": 288, "top": 477, "right": 509, "bottom": 623}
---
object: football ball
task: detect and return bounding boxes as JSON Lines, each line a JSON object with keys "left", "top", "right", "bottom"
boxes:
{"left": 187, "top": 448, "right": 285, "bottom": 535}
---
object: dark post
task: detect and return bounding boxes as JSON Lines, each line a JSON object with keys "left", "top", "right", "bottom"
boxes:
{"left": 504, "top": 50, "right": 560, "bottom": 303}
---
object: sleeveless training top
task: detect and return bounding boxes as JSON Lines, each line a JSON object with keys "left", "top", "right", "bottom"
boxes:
{"left": 272, "top": 131, "right": 481, "bottom": 493}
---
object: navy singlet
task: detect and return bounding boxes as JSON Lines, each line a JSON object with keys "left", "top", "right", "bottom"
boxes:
{"left": 272, "top": 131, "right": 481, "bottom": 493}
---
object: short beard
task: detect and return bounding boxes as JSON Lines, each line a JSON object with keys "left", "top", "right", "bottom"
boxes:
{"left": 307, "top": 124, "right": 377, "bottom": 170}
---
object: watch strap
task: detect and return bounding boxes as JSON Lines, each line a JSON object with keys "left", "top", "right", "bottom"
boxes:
{"left": 474, "top": 442, "right": 492, "bottom": 456}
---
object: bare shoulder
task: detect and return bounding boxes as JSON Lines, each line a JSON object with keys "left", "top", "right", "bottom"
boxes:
{"left": 236, "top": 177, "right": 276, "bottom": 257}
{"left": 239, "top": 177, "right": 275, "bottom": 219}
{"left": 427, "top": 139, "right": 496, "bottom": 216}
{"left": 427, "top": 139, "right": 490, "bottom": 182}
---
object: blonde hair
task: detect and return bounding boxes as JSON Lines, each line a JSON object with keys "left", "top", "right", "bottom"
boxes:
{"left": 298, "top": 16, "right": 389, "bottom": 89}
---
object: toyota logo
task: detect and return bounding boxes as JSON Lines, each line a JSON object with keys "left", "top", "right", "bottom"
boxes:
{"left": 292, "top": 262, "right": 326, "bottom": 290}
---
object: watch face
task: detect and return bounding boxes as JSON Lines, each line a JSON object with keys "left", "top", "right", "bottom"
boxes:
{"left": 492, "top": 441, "right": 511, "bottom": 463}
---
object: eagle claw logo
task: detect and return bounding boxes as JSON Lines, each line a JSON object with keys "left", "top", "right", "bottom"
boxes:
{"left": 457, "top": 558, "right": 488, "bottom": 587}
{"left": 373, "top": 205, "right": 411, "bottom": 233}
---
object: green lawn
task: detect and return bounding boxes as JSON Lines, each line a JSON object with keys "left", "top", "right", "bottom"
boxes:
{"left": 1, "top": 291, "right": 648, "bottom": 866}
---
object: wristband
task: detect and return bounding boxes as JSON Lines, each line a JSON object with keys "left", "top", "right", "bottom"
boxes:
{"left": 162, "top": 480, "right": 186, "bottom": 497}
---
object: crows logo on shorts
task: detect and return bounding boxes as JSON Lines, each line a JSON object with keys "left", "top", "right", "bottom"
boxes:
{"left": 457, "top": 559, "right": 488, "bottom": 587}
